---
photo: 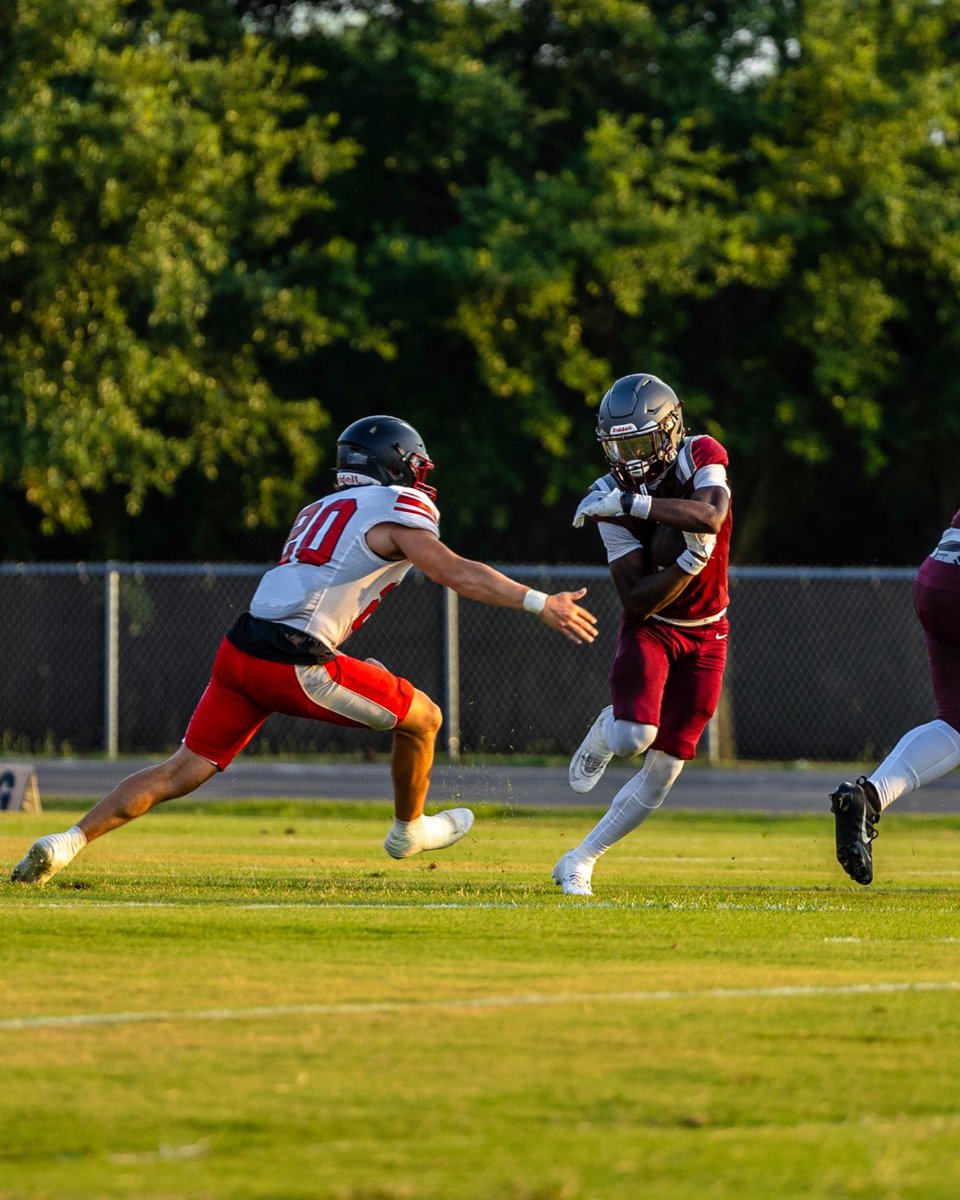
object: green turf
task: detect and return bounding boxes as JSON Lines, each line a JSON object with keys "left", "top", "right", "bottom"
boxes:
{"left": 3, "top": 802, "right": 960, "bottom": 1200}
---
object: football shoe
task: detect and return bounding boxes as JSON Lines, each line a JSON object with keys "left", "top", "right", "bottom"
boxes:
{"left": 830, "top": 777, "right": 881, "bottom": 885}
{"left": 10, "top": 832, "right": 82, "bottom": 885}
{"left": 568, "top": 705, "right": 614, "bottom": 793}
{"left": 384, "top": 808, "right": 474, "bottom": 859}
{"left": 552, "top": 851, "right": 595, "bottom": 897}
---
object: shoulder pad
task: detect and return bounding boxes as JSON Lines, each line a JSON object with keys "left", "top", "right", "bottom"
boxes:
{"left": 389, "top": 486, "right": 440, "bottom": 524}
{"left": 675, "top": 436, "right": 728, "bottom": 483}
{"left": 589, "top": 473, "right": 617, "bottom": 494}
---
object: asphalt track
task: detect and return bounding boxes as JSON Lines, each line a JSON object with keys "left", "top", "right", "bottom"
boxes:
{"left": 23, "top": 758, "right": 960, "bottom": 814}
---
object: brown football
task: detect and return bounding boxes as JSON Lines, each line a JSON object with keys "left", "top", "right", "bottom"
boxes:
{"left": 649, "top": 523, "right": 686, "bottom": 572}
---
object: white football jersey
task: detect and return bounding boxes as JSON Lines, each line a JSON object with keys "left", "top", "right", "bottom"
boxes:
{"left": 249, "top": 484, "right": 440, "bottom": 650}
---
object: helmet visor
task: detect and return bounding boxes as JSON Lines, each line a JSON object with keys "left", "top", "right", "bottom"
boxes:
{"left": 602, "top": 432, "right": 659, "bottom": 465}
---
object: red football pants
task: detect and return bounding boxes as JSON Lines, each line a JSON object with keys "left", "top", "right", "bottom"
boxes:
{"left": 184, "top": 638, "right": 415, "bottom": 770}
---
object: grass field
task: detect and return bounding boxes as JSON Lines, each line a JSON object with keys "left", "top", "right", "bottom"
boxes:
{"left": 3, "top": 799, "right": 960, "bottom": 1200}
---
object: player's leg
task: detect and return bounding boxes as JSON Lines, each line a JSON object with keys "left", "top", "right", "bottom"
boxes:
{"left": 383, "top": 689, "right": 473, "bottom": 859}
{"left": 558, "top": 626, "right": 724, "bottom": 896}
{"left": 11, "top": 641, "right": 269, "bottom": 885}
{"left": 555, "top": 625, "right": 673, "bottom": 894}
{"left": 868, "top": 719, "right": 960, "bottom": 808}
{"left": 554, "top": 749, "right": 683, "bottom": 896}
{"left": 291, "top": 654, "right": 474, "bottom": 859}
{"left": 831, "top": 579, "right": 960, "bottom": 884}
{"left": 872, "top": 581, "right": 960, "bottom": 806}
{"left": 579, "top": 749, "right": 684, "bottom": 858}
{"left": 10, "top": 746, "right": 220, "bottom": 885}
{"left": 648, "top": 623, "right": 727, "bottom": 765}
{"left": 568, "top": 707, "right": 660, "bottom": 794}
{"left": 82, "top": 745, "right": 218, "bottom": 841}
{"left": 830, "top": 718, "right": 960, "bottom": 886}
{"left": 390, "top": 688, "right": 441, "bottom": 820}
{"left": 568, "top": 623, "right": 668, "bottom": 793}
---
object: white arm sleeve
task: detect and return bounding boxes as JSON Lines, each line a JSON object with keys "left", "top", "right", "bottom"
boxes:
{"left": 692, "top": 463, "right": 731, "bottom": 495}
{"left": 598, "top": 520, "right": 644, "bottom": 563}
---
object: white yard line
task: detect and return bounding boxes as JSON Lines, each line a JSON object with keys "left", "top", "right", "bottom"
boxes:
{"left": 0, "top": 898, "right": 866, "bottom": 911}
{"left": 3, "top": 980, "right": 960, "bottom": 1033}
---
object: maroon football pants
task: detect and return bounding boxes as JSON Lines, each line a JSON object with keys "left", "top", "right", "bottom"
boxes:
{"left": 609, "top": 615, "right": 729, "bottom": 760}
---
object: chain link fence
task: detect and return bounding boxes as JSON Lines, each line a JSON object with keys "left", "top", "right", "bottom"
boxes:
{"left": 0, "top": 562, "right": 931, "bottom": 763}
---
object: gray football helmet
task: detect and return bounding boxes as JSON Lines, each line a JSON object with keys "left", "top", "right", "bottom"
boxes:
{"left": 596, "top": 374, "right": 684, "bottom": 489}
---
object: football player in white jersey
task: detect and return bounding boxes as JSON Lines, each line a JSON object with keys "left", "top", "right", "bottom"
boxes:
{"left": 11, "top": 416, "right": 598, "bottom": 885}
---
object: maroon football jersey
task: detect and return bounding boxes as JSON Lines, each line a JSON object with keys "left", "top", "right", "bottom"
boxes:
{"left": 596, "top": 434, "right": 732, "bottom": 624}
{"left": 922, "top": 511, "right": 960, "bottom": 575}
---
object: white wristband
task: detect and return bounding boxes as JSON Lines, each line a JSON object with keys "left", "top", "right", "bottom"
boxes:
{"left": 628, "top": 493, "right": 652, "bottom": 520}
{"left": 522, "top": 589, "right": 548, "bottom": 614}
{"left": 676, "top": 548, "right": 707, "bottom": 576}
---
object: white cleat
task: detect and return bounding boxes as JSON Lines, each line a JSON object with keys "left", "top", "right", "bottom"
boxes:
{"left": 384, "top": 808, "right": 475, "bottom": 860}
{"left": 552, "top": 851, "right": 595, "bottom": 897}
{"left": 568, "top": 705, "right": 614, "bottom": 793}
{"left": 10, "top": 833, "right": 81, "bottom": 885}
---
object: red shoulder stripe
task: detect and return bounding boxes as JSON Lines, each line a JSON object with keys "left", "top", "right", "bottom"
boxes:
{"left": 393, "top": 492, "right": 434, "bottom": 516}
{"left": 394, "top": 503, "right": 438, "bottom": 524}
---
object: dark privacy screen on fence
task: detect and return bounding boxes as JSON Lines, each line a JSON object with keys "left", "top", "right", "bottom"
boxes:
{"left": 0, "top": 563, "right": 930, "bottom": 763}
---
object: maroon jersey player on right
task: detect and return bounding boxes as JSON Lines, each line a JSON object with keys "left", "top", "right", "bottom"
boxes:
{"left": 553, "top": 373, "right": 733, "bottom": 897}
{"left": 830, "top": 510, "right": 960, "bottom": 885}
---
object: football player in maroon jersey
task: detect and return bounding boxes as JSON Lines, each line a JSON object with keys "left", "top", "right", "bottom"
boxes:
{"left": 830, "top": 511, "right": 960, "bottom": 884}
{"left": 11, "top": 416, "right": 597, "bottom": 885}
{"left": 553, "top": 373, "right": 732, "bottom": 896}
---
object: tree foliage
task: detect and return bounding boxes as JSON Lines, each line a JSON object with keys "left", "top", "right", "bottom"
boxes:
{"left": 3, "top": 0, "right": 960, "bottom": 564}
{"left": 0, "top": 0, "right": 377, "bottom": 557}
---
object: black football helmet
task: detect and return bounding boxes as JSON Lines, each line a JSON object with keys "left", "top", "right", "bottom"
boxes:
{"left": 334, "top": 415, "right": 436, "bottom": 498}
{"left": 596, "top": 374, "right": 684, "bottom": 490}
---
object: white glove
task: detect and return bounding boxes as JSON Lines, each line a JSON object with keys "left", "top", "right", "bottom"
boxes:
{"left": 676, "top": 530, "right": 717, "bottom": 575}
{"left": 572, "top": 487, "right": 651, "bottom": 528}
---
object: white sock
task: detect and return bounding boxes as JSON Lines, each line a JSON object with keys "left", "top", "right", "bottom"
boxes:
{"left": 576, "top": 750, "right": 685, "bottom": 862}
{"left": 869, "top": 719, "right": 960, "bottom": 811}
{"left": 386, "top": 816, "right": 422, "bottom": 848}
{"left": 57, "top": 825, "right": 87, "bottom": 855}
{"left": 38, "top": 825, "right": 87, "bottom": 868}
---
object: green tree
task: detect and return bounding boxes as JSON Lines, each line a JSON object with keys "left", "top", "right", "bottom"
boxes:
{"left": 7, "top": 0, "right": 960, "bottom": 565}
{"left": 291, "top": 0, "right": 960, "bottom": 564}
{"left": 723, "top": 0, "right": 960, "bottom": 560}
{"left": 283, "top": 0, "right": 768, "bottom": 561}
{"left": 0, "top": 0, "right": 380, "bottom": 558}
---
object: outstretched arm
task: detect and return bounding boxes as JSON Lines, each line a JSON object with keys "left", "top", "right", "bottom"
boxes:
{"left": 367, "top": 523, "right": 598, "bottom": 644}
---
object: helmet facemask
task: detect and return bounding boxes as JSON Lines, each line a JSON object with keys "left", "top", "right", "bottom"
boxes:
{"left": 599, "top": 406, "right": 684, "bottom": 490}
{"left": 398, "top": 449, "right": 436, "bottom": 499}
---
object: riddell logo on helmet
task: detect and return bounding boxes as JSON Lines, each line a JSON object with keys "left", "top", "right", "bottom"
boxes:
{"left": 609, "top": 423, "right": 639, "bottom": 435}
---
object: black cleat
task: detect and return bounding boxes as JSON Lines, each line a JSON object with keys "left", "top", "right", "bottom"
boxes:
{"left": 830, "top": 778, "right": 881, "bottom": 885}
